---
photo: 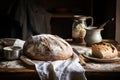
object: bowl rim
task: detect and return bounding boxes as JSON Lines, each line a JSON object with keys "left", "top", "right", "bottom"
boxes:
{"left": 3, "top": 46, "right": 21, "bottom": 51}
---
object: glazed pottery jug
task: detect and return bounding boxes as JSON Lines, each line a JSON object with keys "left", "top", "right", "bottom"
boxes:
{"left": 72, "top": 15, "right": 93, "bottom": 45}
{"left": 85, "top": 27, "right": 103, "bottom": 46}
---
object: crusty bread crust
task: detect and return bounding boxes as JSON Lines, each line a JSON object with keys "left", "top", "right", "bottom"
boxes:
{"left": 91, "top": 42, "right": 118, "bottom": 59}
{"left": 23, "top": 34, "right": 73, "bottom": 61}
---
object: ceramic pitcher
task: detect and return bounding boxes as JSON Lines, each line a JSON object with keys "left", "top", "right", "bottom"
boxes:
{"left": 72, "top": 15, "right": 93, "bottom": 45}
{"left": 85, "top": 27, "right": 103, "bottom": 46}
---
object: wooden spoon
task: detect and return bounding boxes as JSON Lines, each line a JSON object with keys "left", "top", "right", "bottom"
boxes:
{"left": 98, "top": 18, "right": 114, "bottom": 29}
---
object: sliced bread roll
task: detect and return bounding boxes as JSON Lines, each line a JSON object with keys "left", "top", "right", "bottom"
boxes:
{"left": 91, "top": 42, "right": 118, "bottom": 59}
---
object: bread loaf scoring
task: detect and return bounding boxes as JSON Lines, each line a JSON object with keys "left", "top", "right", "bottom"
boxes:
{"left": 91, "top": 42, "right": 118, "bottom": 59}
{"left": 23, "top": 34, "right": 73, "bottom": 61}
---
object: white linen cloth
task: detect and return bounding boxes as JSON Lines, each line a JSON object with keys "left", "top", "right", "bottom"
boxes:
{"left": 33, "top": 53, "right": 87, "bottom": 80}
{"left": 13, "top": 39, "right": 25, "bottom": 49}
{"left": 13, "top": 39, "right": 87, "bottom": 80}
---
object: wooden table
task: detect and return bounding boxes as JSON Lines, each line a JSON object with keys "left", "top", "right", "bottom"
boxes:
{"left": 0, "top": 62, "right": 120, "bottom": 80}
{"left": 0, "top": 45, "right": 120, "bottom": 80}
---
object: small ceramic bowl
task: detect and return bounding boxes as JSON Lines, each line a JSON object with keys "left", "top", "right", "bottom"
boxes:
{"left": 3, "top": 46, "right": 21, "bottom": 60}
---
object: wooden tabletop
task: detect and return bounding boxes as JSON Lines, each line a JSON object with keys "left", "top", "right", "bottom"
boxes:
{"left": 0, "top": 44, "right": 120, "bottom": 73}
{"left": 1, "top": 61, "right": 120, "bottom": 73}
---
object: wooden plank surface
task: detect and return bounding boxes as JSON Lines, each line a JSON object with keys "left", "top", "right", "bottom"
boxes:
{"left": 0, "top": 44, "right": 120, "bottom": 73}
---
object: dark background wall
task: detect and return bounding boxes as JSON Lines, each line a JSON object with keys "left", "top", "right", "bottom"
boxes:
{"left": 0, "top": 0, "right": 116, "bottom": 39}
{"left": 0, "top": 0, "right": 22, "bottom": 38}
{"left": 92, "top": 0, "right": 116, "bottom": 39}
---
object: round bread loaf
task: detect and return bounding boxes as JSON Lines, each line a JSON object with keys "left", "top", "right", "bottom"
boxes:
{"left": 91, "top": 42, "right": 118, "bottom": 59}
{"left": 23, "top": 34, "right": 73, "bottom": 61}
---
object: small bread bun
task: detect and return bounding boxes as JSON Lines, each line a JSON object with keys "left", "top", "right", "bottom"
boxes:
{"left": 91, "top": 42, "right": 118, "bottom": 59}
{"left": 23, "top": 34, "right": 73, "bottom": 61}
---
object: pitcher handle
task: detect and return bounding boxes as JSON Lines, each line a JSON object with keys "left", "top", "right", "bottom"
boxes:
{"left": 86, "top": 16, "right": 94, "bottom": 26}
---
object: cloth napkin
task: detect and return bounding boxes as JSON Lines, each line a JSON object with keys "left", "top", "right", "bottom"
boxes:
{"left": 13, "top": 39, "right": 87, "bottom": 80}
{"left": 33, "top": 53, "right": 87, "bottom": 80}
{"left": 13, "top": 39, "right": 25, "bottom": 49}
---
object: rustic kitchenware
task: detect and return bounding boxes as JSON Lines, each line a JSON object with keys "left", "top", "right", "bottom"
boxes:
{"left": 3, "top": 46, "right": 21, "bottom": 60}
{"left": 98, "top": 18, "right": 114, "bottom": 29}
{"left": 85, "top": 27, "right": 103, "bottom": 46}
{"left": 72, "top": 15, "right": 93, "bottom": 45}
{"left": 0, "top": 38, "right": 16, "bottom": 59}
